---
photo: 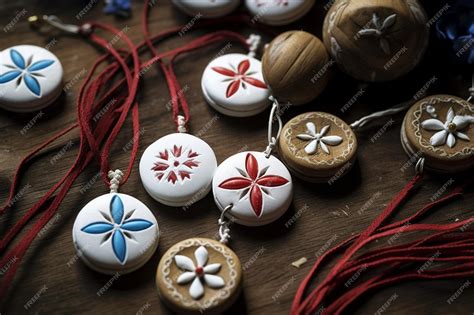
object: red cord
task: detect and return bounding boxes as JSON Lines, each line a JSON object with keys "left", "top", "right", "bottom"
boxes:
{"left": 291, "top": 176, "right": 474, "bottom": 315}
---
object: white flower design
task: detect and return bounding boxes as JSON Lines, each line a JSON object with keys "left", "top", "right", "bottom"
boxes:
{"left": 297, "top": 122, "right": 343, "bottom": 155}
{"left": 174, "top": 246, "right": 225, "bottom": 300}
{"left": 357, "top": 13, "right": 397, "bottom": 55}
{"left": 421, "top": 107, "right": 473, "bottom": 148}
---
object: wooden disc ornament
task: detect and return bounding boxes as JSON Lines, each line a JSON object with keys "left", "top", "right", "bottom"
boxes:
{"left": 262, "top": 31, "right": 331, "bottom": 105}
{"left": 401, "top": 95, "right": 474, "bottom": 173}
{"left": 156, "top": 238, "right": 242, "bottom": 314}
{"left": 323, "top": 0, "right": 429, "bottom": 82}
{"left": 279, "top": 112, "right": 358, "bottom": 183}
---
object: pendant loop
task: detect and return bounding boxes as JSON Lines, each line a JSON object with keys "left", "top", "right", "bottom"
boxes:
{"left": 264, "top": 97, "right": 283, "bottom": 158}
{"left": 415, "top": 157, "right": 425, "bottom": 175}
{"left": 246, "top": 34, "right": 262, "bottom": 58}
{"left": 176, "top": 115, "right": 187, "bottom": 133}
{"left": 28, "top": 15, "right": 92, "bottom": 35}
{"left": 108, "top": 169, "right": 124, "bottom": 193}
{"left": 218, "top": 204, "right": 233, "bottom": 244}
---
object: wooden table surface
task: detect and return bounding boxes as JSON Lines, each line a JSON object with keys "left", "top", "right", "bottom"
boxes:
{"left": 1, "top": 0, "right": 473, "bottom": 314}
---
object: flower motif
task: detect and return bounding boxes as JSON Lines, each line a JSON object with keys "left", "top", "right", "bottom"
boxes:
{"left": 218, "top": 153, "right": 289, "bottom": 217}
{"left": 212, "top": 59, "right": 267, "bottom": 98}
{"left": 81, "top": 195, "right": 154, "bottom": 264}
{"left": 0, "top": 49, "right": 55, "bottom": 96}
{"left": 421, "top": 107, "right": 473, "bottom": 148}
{"left": 357, "top": 13, "right": 397, "bottom": 55}
{"left": 297, "top": 122, "right": 343, "bottom": 155}
{"left": 175, "top": 246, "right": 225, "bottom": 300}
{"left": 152, "top": 145, "right": 200, "bottom": 184}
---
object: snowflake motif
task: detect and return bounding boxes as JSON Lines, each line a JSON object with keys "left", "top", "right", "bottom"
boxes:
{"left": 256, "top": 0, "right": 288, "bottom": 7}
{"left": 297, "top": 122, "right": 343, "bottom": 155}
{"left": 0, "top": 49, "right": 55, "bottom": 97}
{"left": 212, "top": 59, "right": 267, "bottom": 98}
{"left": 421, "top": 107, "right": 473, "bottom": 148}
{"left": 218, "top": 153, "right": 289, "bottom": 217}
{"left": 175, "top": 246, "right": 225, "bottom": 300}
{"left": 357, "top": 13, "right": 397, "bottom": 55}
{"left": 152, "top": 145, "right": 200, "bottom": 184}
{"left": 81, "top": 195, "right": 154, "bottom": 264}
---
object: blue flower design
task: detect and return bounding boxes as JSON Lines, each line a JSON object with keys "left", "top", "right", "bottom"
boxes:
{"left": 0, "top": 49, "right": 55, "bottom": 96}
{"left": 436, "top": 0, "right": 474, "bottom": 65}
{"left": 81, "top": 195, "right": 153, "bottom": 264}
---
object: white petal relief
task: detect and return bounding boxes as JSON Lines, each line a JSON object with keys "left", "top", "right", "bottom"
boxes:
{"left": 297, "top": 122, "right": 343, "bottom": 155}
{"left": 174, "top": 246, "right": 225, "bottom": 300}
{"left": 421, "top": 107, "right": 472, "bottom": 148}
{"left": 357, "top": 13, "right": 397, "bottom": 55}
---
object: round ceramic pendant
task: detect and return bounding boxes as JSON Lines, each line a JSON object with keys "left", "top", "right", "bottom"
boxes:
{"left": 323, "top": 0, "right": 428, "bottom": 82}
{"left": 171, "top": 0, "right": 240, "bottom": 18}
{"left": 140, "top": 133, "right": 217, "bottom": 207}
{"left": 262, "top": 31, "right": 330, "bottom": 105}
{"left": 279, "top": 112, "right": 357, "bottom": 182}
{"left": 401, "top": 95, "right": 474, "bottom": 173}
{"left": 245, "top": 0, "right": 315, "bottom": 25}
{"left": 156, "top": 238, "right": 242, "bottom": 314}
{"left": 201, "top": 53, "right": 271, "bottom": 117}
{"left": 72, "top": 193, "right": 159, "bottom": 274}
{"left": 0, "top": 45, "right": 63, "bottom": 113}
{"left": 212, "top": 151, "right": 293, "bottom": 226}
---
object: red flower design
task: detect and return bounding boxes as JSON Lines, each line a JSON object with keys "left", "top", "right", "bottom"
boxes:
{"left": 218, "top": 153, "right": 288, "bottom": 217}
{"left": 152, "top": 145, "right": 200, "bottom": 184}
{"left": 212, "top": 59, "right": 267, "bottom": 98}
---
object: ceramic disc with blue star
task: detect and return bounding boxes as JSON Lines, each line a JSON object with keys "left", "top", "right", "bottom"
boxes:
{"left": 0, "top": 45, "right": 63, "bottom": 113}
{"left": 72, "top": 193, "right": 160, "bottom": 275}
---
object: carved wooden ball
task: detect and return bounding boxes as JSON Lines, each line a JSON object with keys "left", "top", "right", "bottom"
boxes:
{"left": 323, "top": 0, "right": 429, "bottom": 82}
{"left": 262, "top": 31, "right": 331, "bottom": 105}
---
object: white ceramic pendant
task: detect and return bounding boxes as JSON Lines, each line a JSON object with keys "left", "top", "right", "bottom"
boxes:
{"left": 245, "top": 0, "right": 315, "bottom": 25}
{"left": 201, "top": 53, "right": 270, "bottom": 117}
{"left": 212, "top": 151, "right": 293, "bottom": 226}
{"left": 172, "top": 0, "right": 240, "bottom": 18}
{"left": 0, "top": 45, "right": 63, "bottom": 113}
{"left": 72, "top": 193, "right": 159, "bottom": 274}
{"left": 156, "top": 238, "right": 242, "bottom": 314}
{"left": 139, "top": 133, "right": 218, "bottom": 207}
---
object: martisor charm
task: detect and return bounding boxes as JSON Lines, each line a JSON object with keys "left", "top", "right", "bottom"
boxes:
{"left": 156, "top": 238, "right": 242, "bottom": 314}
{"left": 72, "top": 193, "right": 159, "bottom": 274}
{"left": 201, "top": 53, "right": 271, "bottom": 117}
{"left": 245, "top": 0, "right": 315, "bottom": 26}
{"left": 140, "top": 133, "right": 217, "bottom": 207}
{"left": 212, "top": 151, "right": 293, "bottom": 226}
{"left": 401, "top": 95, "right": 474, "bottom": 173}
{"left": 171, "top": 0, "right": 240, "bottom": 18}
{"left": 279, "top": 112, "right": 358, "bottom": 183}
{"left": 0, "top": 45, "right": 63, "bottom": 112}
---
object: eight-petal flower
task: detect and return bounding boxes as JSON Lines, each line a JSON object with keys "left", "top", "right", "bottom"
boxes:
{"left": 152, "top": 145, "right": 200, "bottom": 184}
{"left": 175, "top": 246, "right": 225, "bottom": 300}
{"left": 421, "top": 107, "right": 472, "bottom": 148}
{"left": 0, "top": 49, "right": 55, "bottom": 96}
{"left": 218, "top": 153, "right": 289, "bottom": 217}
{"left": 81, "top": 195, "right": 154, "bottom": 264}
{"left": 297, "top": 122, "right": 343, "bottom": 155}
{"left": 212, "top": 59, "right": 267, "bottom": 98}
